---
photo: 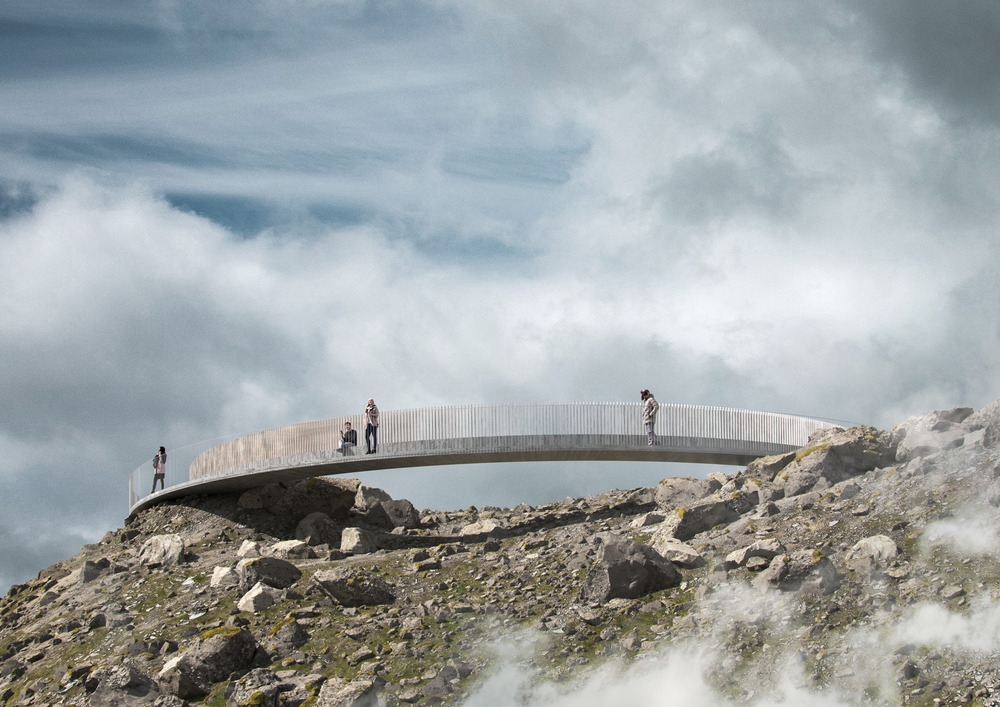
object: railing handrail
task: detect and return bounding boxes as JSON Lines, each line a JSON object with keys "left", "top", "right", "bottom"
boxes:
{"left": 128, "top": 401, "right": 845, "bottom": 513}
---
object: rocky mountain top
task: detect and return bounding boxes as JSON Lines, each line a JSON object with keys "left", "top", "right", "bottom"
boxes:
{"left": 2, "top": 398, "right": 1000, "bottom": 706}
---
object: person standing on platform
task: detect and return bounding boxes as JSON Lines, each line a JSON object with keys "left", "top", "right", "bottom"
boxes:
{"left": 151, "top": 446, "right": 167, "bottom": 493}
{"left": 364, "top": 398, "right": 380, "bottom": 454}
{"left": 641, "top": 389, "right": 659, "bottom": 445}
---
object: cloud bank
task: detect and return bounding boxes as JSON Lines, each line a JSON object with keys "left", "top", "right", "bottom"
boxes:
{"left": 2, "top": 1, "right": 1000, "bottom": 588}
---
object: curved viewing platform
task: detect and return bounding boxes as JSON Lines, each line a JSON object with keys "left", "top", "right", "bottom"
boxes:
{"left": 127, "top": 402, "right": 843, "bottom": 518}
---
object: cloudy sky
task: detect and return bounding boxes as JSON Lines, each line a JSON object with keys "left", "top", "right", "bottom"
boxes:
{"left": 2, "top": 0, "right": 999, "bottom": 591}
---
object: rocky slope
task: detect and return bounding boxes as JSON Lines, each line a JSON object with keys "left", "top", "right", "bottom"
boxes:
{"left": 2, "top": 398, "right": 1000, "bottom": 706}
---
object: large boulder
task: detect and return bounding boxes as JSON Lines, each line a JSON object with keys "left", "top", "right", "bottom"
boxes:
{"left": 355, "top": 485, "right": 393, "bottom": 512}
{"left": 654, "top": 477, "right": 718, "bottom": 510}
{"left": 774, "top": 426, "right": 896, "bottom": 496}
{"left": 269, "top": 540, "right": 314, "bottom": 560}
{"left": 269, "top": 477, "right": 360, "bottom": 521}
{"left": 460, "top": 518, "right": 504, "bottom": 537}
{"left": 87, "top": 661, "right": 160, "bottom": 705}
{"left": 138, "top": 534, "right": 186, "bottom": 567}
{"left": 650, "top": 538, "right": 706, "bottom": 568}
{"left": 295, "top": 512, "right": 341, "bottom": 547}
{"left": 261, "top": 618, "right": 310, "bottom": 659}
{"left": 237, "top": 484, "right": 286, "bottom": 511}
{"left": 237, "top": 582, "right": 282, "bottom": 613}
{"left": 847, "top": 535, "right": 899, "bottom": 570}
{"left": 582, "top": 533, "right": 681, "bottom": 604}
{"left": 235, "top": 557, "right": 302, "bottom": 592}
{"left": 893, "top": 409, "right": 973, "bottom": 462}
{"left": 380, "top": 499, "right": 421, "bottom": 529}
{"left": 743, "top": 450, "right": 799, "bottom": 483}
{"left": 316, "top": 676, "right": 385, "bottom": 706}
{"left": 312, "top": 567, "right": 396, "bottom": 607}
{"left": 963, "top": 397, "right": 1000, "bottom": 447}
{"left": 753, "top": 549, "right": 840, "bottom": 595}
{"left": 655, "top": 498, "right": 738, "bottom": 541}
{"left": 210, "top": 566, "right": 239, "bottom": 590}
{"left": 159, "top": 627, "right": 259, "bottom": 699}
{"left": 226, "top": 668, "right": 283, "bottom": 707}
{"left": 237, "top": 478, "right": 359, "bottom": 521}
{"left": 963, "top": 397, "right": 1000, "bottom": 432}
{"left": 340, "top": 527, "right": 379, "bottom": 555}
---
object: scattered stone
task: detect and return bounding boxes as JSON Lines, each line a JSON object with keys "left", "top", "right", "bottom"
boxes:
{"left": 724, "top": 538, "right": 786, "bottom": 569}
{"left": 235, "top": 557, "right": 302, "bottom": 591}
{"left": 270, "top": 539, "right": 314, "bottom": 559}
{"left": 312, "top": 567, "right": 396, "bottom": 607}
{"left": 210, "top": 566, "right": 239, "bottom": 589}
{"left": 650, "top": 537, "right": 706, "bottom": 568}
{"left": 237, "top": 582, "right": 282, "bottom": 613}
{"left": 461, "top": 519, "right": 504, "bottom": 536}
{"left": 315, "top": 676, "right": 385, "bottom": 706}
{"left": 138, "top": 534, "right": 186, "bottom": 566}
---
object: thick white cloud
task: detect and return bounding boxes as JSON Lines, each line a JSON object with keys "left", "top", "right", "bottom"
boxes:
{"left": 2, "top": 1, "right": 1000, "bottom": 589}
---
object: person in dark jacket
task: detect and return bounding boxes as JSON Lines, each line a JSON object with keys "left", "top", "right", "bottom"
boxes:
{"left": 339, "top": 422, "right": 358, "bottom": 455}
{"left": 151, "top": 446, "right": 167, "bottom": 493}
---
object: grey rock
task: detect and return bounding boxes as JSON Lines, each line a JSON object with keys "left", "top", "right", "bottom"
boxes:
{"left": 269, "top": 477, "right": 360, "bottom": 521}
{"left": 461, "top": 518, "right": 503, "bottom": 536}
{"left": 847, "top": 535, "right": 899, "bottom": 565}
{"left": 988, "top": 479, "right": 1000, "bottom": 508}
{"left": 654, "top": 477, "right": 717, "bottom": 509}
{"left": 753, "top": 549, "right": 840, "bottom": 595}
{"left": 782, "top": 471, "right": 821, "bottom": 497}
{"left": 210, "top": 566, "right": 238, "bottom": 589}
{"left": 743, "top": 450, "right": 798, "bottom": 482}
{"left": 963, "top": 397, "right": 1000, "bottom": 432}
{"left": 159, "top": 627, "right": 258, "bottom": 699}
{"left": 630, "top": 512, "right": 666, "bottom": 528}
{"left": 138, "top": 534, "right": 186, "bottom": 567}
{"left": 341, "top": 527, "right": 379, "bottom": 555}
{"left": 316, "top": 676, "right": 385, "bottom": 706}
{"left": 893, "top": 410, "right": 971, "bottom": 462}
{"left": 236, "top": 483, "right": 285, "bottom": 511}
{"left": 312, "top": 567, "right": 396, "bottom": 607}
{"left": 582, "top": 533, "right": 681, "bottom": 604}
{"left": 355, "top": 485, "right": 393, "bottom": 512}
{"left": 295, "top": 511, "right": 341, "bottom": 547}
{"left": 269, "top": 539, "right": 314, "bottom": 560}
{"left": 262, "top": 618, "right": 310, "bottom": 659}
{"left": 235, "top": 557, "right": 302, "bottom": 592}
{"left": 649, "top": 537, "right": 706, "bottom": 568}
{"left": 381, "top": 499, "right": 421, "bottom": 529}
{"left": 725, "top": 538, "right": 786, "bottom": 569}
{"left": 656, "top": 498, "right": 737, "bottom": 541}
{"left": 88, "top": 662, "right": 159, "bottom": 706}
{"left": 778, "top": 426, "right": 896, "bottom": 489}
{"left": 226, "top": 668, "right": 282, "bottom": 707}
{"left": 236, "top": 540, "right": 262, "bottom": 558}
{"left": 237, "top": 582, "right": 281, "bottom": 613}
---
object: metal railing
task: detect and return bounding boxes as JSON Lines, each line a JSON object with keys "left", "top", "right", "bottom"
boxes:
{"left": 128, "top": 402, "right": 842, "bottom": 511}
